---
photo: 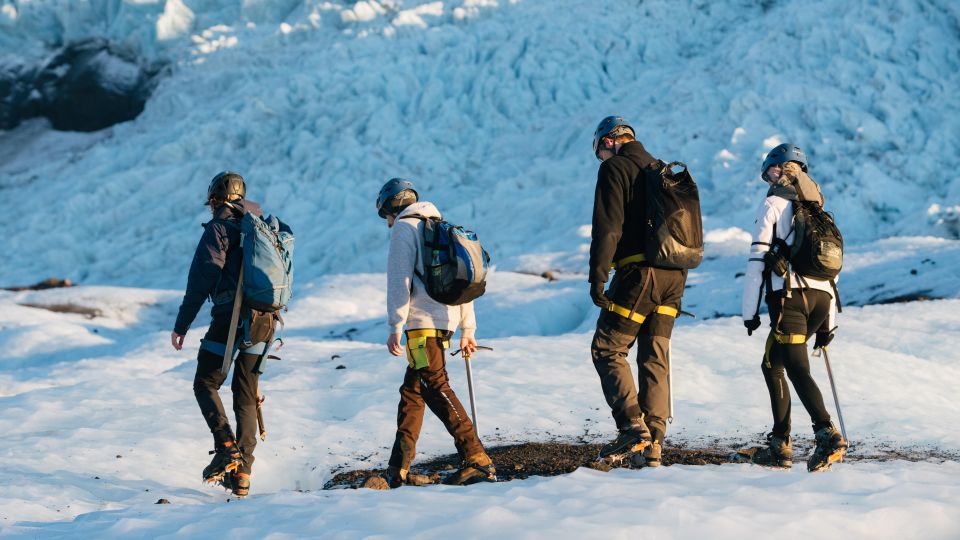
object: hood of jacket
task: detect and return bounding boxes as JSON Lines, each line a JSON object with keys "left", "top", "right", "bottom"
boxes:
{"left": 767, "top": 164, "right": 824, "bottom": 205}
{"left": 211, "top": 199, "right": 264, "bottom": 221}
{"left": 616, "top": 140, "right": 657, "bottom": 169}
{"left": 397, "top": 201, "right": 441, "bottom": 221}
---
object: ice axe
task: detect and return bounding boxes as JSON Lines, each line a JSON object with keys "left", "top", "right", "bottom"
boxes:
{"left": 667, "top": 342, "right": 674, "bottom": 424}
{"left": 450, "top": 346, "right": 494, "bottom": 436}
{"left": 815, "top": 346, "right": 847, "bottom": 441}
{"left": 667, "top": 310, "right": 695, "bottom": 424}
{"left": 256, "top": 387, "right": 266, "bottom": 441}
{"left": 256, "top": 395, "right": 266, "bottom": 441}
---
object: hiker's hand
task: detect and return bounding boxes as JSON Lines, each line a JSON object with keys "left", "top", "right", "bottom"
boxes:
{"left": 744, "top": 316, "right": 761, "bottom": 336}
{"left": 460, "top": 336, "right": 478, "bottom": 357}
{"left": 171, "top": 332, "right": 185, "bottom": 351}
{"left": 590, "top": 281, "right": 611, "bottom": 309}
{"left": 814, "top": 327, "right": 836, "bottom": 350}
{"left": 387, "top": 333, "right": 403, "bottom": 356}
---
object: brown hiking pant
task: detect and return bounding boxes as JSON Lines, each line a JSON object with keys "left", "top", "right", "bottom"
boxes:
{"left": 591, "top": 265, "right": 686, "bottom": 443}
{"left": 388, "top": 329, "right": 484, "bottom": 470}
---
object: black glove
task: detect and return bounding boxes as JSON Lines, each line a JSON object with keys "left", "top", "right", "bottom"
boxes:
{"left": 590, "top": 281, "right": 611, "bottom": 309}
{"left": 744, "top": 316, "right": 761, "bottom": 336}
{"left": 814, "top": 327, "right": 836, "bottom": 349}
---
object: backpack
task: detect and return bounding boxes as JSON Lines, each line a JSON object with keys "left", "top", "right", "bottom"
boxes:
{"left": 642, "top": 161, "right": 704, "bottom": 269}
{"left": 412, "top": 216, "right": 490, "bottom": 305}
{"left": 762, "top": 198, "right": 844, "bottom": 317}
{"left": 239, "top": 212, "right": 295, "bottom": 312}
{"left": 781, "top": 201, "right": 843, "bottom": 280}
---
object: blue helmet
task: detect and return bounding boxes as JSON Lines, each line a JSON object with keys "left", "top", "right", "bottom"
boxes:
{"left": 761, "top": 143, "right": 808, "bottom": 179}
{"left": 592, "top": 116, "right": 636, "bottom": 159}
{"left": 376, "top": 178, "right": 418, "bottom": 218}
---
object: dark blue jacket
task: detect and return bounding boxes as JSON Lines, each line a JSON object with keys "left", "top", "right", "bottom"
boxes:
{"left": 174, "top": 199, "right": 263, "bottom": 334}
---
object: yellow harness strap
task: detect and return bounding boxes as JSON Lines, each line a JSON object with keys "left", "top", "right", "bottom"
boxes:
{"left": 407, "top": 329, "right": 445, "bottom": 339}
{"left": 607, "top": 303, "right": 678, "bottom": 324}
{"left": 765, "top": 331, "right": 808, "bottom": 367}
{"left": 405, "top": 329, "right": 450, "bottom": 349}
{"left": 613, "top": 253, "right": 647, "bottom": 269}
{"left": 774, "top": 332, "right": 807, "bottom": 345}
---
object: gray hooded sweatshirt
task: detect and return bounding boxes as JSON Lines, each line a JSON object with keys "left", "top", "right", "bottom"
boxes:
{"left": 387, "top": 202, "right": 477, "bottom": 337}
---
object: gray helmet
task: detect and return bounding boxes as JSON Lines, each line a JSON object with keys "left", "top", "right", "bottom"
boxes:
{"left": 206, "top": 171, "right": 245, "bottom": 205}
{"left": 592, "top": 115, "right": 636, "bottom": 159}
{"left": 761, "top": 143, "right": 808, "bottom": 179}
{"left": 376, "top": 178, "right": 418, "bottom": 218}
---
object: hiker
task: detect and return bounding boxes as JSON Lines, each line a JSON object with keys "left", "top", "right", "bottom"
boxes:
{"left": 171, "top": 171, "right": 276, "bottom": 497}
{"left": 741, "top": 143, "right": 848, "bottom": 471}
{"left": 588, "top": 116, "right": 689, "bottom": 466}
{"left": 376, "top": 177, "right": 496, "bottom": 487}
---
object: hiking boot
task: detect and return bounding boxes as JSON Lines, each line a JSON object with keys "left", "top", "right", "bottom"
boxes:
{"left": 202, "top": 441, "right": 243, "bottom": 484}
{"left": 598, "top": 423, "right": 652, "bottom": 463}
{"left": 642, "top": 441, "right": 662, "bottom": 467}
{"left": 767, "top": 432, "right": 793, "bottom": 467}
{"left": 807, "top": 424, "right": 847, "bottom": 472}
{"left": 384, "top": 466, "right": 407, "bottom": 489}
{"left": 230, "top": 472, "right": 251, "bottom": 498}
{"left": 443, "top": 452, "right": 497, "bottom": 486}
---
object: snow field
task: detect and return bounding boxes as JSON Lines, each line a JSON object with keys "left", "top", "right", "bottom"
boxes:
{"left": 10, "top": 463, "right": 960, "bottom": 539}
{"left": 1, "top": 0, "right": 959, "bottom": 537}
{"left": 1, "top": 276, "right": 958, "bottom": 537}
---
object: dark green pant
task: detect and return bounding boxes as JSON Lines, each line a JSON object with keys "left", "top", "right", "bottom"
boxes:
{"left": 591, "top": 265, "right": 686, "bottom": 443}
{"left": 193, "top": 315, "right": 269, "bottom": 475}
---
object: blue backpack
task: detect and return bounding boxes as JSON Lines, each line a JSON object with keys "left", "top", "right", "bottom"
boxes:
{"left": 240, "top": 212, "right": 294, "bottom": 312}
{"left": 413, "top": 216, "right": 490, "bottom": 305}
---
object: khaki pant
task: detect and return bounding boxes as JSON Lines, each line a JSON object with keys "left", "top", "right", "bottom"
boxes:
{"left": 591, "top": 265, "right": 686, "bottom": 443}
{"left": 388, "top": 330, "right": 485, "bottom": 470}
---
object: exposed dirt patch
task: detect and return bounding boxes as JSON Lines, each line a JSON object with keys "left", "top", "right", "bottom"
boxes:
{"left": 323, "top": 440, "right": 960, "bottom": 490}
{"left": 3, "top": 277, "right": 74, "bottom": 291}
{"left": 325, "top": 441, "right": 732, "bottom": 489}
{"left": 873, "top": 291, "right": 941, "bottom": 304}
{"left": 18, "top": 302, "right": 102, "bottom": 319}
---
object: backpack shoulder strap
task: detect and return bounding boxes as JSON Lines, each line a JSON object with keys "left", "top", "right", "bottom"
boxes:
{"left": 830, "top": 278, "right": 843, "bottom": 313}
{"left": 400, "top": 214, "right": 430, "bottom": 286}
{"left": 206, "top": 216, "right": 241, "bottom": 232}
{"left": 622, "top": 155, "right": 663, "bottom": 177}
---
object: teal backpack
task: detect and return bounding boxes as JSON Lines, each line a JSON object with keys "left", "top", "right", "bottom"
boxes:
{"left": 239, "top": 212, "right": 294, "bottom": 312}
{"left": 412, "top": 216, "right": 490, "bottom": 305}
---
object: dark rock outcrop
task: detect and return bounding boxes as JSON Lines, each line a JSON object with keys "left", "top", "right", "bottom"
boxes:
{"left": 0, "top": 38, "right": 166, "bottom": 132}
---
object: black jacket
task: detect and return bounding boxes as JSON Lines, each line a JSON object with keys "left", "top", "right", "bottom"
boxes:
{"left": 589, "top": 141, "right": 657, "bottom": 285}
{"left": 174, "top": 199, "right": 263, "bottom": 334}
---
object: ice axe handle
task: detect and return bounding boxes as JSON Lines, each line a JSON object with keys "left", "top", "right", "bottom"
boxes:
{"left": 256, "top": 394, "right": 266, "bottom": 441}
{"left": 821, "top": 348, "right": 847, "bottom": 442}
{"left": 463, "top": 354, "right": 479, "bottom": 436}
{"left": 450, "top": 345, "right": 494, "bottom": 356}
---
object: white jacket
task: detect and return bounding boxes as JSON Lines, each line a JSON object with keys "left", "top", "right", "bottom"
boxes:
{"left": 741, "top": 195, "right": 837, "bottom": 329}
{"left": 387, "top": 202, "right": 477, "bottom": 337}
